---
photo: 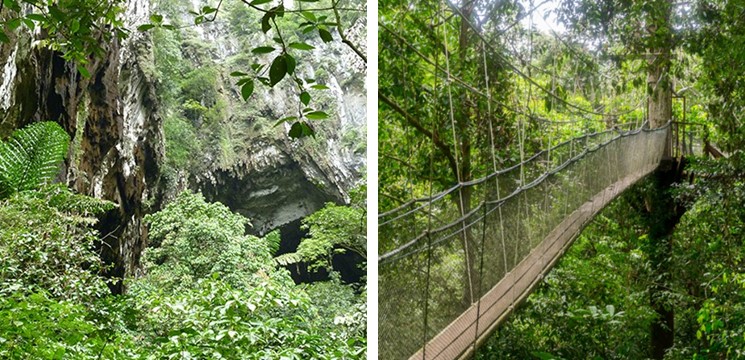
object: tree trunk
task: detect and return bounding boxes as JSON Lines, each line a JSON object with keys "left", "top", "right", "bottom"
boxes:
{"left": 645, "top": 1, "right": 675, "bottom": 356}
{"left": 454, "top": 2, "right": 479, "bottom": 307}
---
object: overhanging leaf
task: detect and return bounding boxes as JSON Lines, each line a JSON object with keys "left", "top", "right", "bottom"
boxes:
{"left": 318, "top": 28, "right": 333, "bottom": 43}
{"left": 241, "top": 80, "right": 254, "bottom": 101}
{"left": 251, "top": 46, "right": 275, "bottom": 54}
{"left": 269, "top": 55, "right": 288, "bottom": 86}
{"left": 300, "top": 92, "right": 310, "bottom": 106}
{"left": 289, "top": 42, "right": 314, "bottom": 51}
{"left": 305, "top": 111, "right": 329, "bottom": 120}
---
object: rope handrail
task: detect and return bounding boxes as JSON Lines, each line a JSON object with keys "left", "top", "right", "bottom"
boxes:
{"left": 379, "top": 122, "right": 648, "bottom": 222}
{"left": 379, "top": 121, "right": 670, "bottom": 263}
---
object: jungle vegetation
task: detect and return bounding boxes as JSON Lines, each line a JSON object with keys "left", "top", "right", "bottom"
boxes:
{"left": 0, "top": 0, "right": 367, "bottom": 358}
{"left": 379, "top": 0, "right": 745, "bottom": 358}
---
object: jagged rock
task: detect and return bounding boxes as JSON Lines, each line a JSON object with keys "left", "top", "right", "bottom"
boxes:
{"left": 0, "top": 0, "right": 163, "bottom": 293}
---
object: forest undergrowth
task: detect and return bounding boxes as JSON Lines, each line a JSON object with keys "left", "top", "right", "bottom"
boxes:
{"left": 478, "top": 152, "right": 745, "bottom": 359}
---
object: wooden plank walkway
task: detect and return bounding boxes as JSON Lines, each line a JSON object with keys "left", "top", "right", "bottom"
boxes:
{"left": 409, "top": 162, "right": 660, "bottom": 360}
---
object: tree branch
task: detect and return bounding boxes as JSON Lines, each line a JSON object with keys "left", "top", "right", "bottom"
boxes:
{"left": 332, "top": 0, "right": 366, "bottom": 63}
{"left": 379, "top": 91, "right": 459, "bottom": 181}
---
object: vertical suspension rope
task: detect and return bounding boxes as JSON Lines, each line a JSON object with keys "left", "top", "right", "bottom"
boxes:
{"left": 443, "top": 6, "right": 474, "bottom": 305}
{"left": 482, "top": 38, "right": 510, "bottom": 324}
{"left": 515, "top": 2, "right": 535, "bottom": 307}
{"left": 473, "top": 40, "right": 491, "bottom": 352}
{"left": 421, "top": 9, "right": 442, "bottom": 357}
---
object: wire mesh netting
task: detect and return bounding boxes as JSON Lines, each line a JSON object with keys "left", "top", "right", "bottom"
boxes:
{"left": 379, "top": 125, "right": 669, "bottom": 360}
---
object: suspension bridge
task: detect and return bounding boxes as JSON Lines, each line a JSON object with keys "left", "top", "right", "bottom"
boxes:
{"left": 378, "top": 120, "right": 712, "bottom": 359}
{"left": 377, "top": 0, "right": 710, "bottom": 358}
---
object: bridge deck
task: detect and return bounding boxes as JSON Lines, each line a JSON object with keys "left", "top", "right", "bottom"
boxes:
{"left": 410, "top": 162, "right": 660, "bottom": 360}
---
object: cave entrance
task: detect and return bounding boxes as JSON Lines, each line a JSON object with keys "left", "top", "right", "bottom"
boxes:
{"left": 276, "top": 219, "right": 365, "bottom": 285}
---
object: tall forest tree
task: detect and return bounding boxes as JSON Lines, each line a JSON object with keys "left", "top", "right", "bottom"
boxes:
{"left": 379, "top": 0, "right": 519, "bottom": 306}
{"left": 556, "top": 0, "right": 679, "bottom": 356}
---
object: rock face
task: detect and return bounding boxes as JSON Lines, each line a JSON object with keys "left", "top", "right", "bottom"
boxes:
{"left": 0, "top": 0, "right": 163, "bottom": 292}
{"left": 159, "top": 0, "right": 366, "bottom": 234}
{"left": 0, "top": 0, "right": 365, "bottom": 283}
{"left": 200, "top": 136, "right": 355, "bottom": 235}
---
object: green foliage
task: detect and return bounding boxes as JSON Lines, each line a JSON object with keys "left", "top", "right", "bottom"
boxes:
{"left": 689, "top": 0, "right": 745, "bottom": 151}
{"left": 477, "top": 193, "right": 657, "bottom": 359}
{"left": 0, "top": 185, "right": 366, "bottom": 359}
{"left": 0, "top": 185, "right": 114, "bottom": 302}
{"left": 131, "top": 190, "right": 365, "bottom": 359}
{"left": 142, "top": 0, "right": 366, "bottom": 139}
{"left": 129, "top": 277, "right": 365, "bottom": 359}
{"left": 0, "top": 121, "right": 70, "bottom": 199}
{"left": 0, "top": 0, "right": 127, "bottom": 76}
{"left": 140, "top": 191, "right": 291, "bottom": 292}
{"left": 663, "top": 153, "right": 745, "bottom": 359}
{"left": 276, "top": 184, "right": 366, "bottom": 272}
{"left": 305, "top": 275, "right": 367, "bottom": 338}
{"left": 163, "top": 115, "right": 202, "bottom": 171}
{"left": 0, "top": 291, "right": 136, "bottom": 359}
{"left": 181, "top": 67, "right": 220, "bottom": 108}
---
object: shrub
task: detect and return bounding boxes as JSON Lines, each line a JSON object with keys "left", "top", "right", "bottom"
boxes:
{"left": 140, "top": 191, "right": 292, "bottom": 292}
{"left": 0, "top": 185, "right": 115, "bottom": 302}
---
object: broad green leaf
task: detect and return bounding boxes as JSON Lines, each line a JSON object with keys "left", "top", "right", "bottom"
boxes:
{"left": 261, "top": 13, "right": 272, "bottom": 33}
{"left": 301, "top": 11, "right": 317, "bottom": 22}
{"left": 305, "top": 111, "right": 329, "bottom": 120}
{"left": 7, "top": 18, "right": 22, "bottom": 31}
{"left": 300, "top": 91, "right": 310, "bottom": 106}
{"left": 289, "top": 42, "right": 314, "bottom": 51}
{"left": 269, "top": 55, "right": 288, "bottom": 86}
{"left": 311, "top": 84, "right": 329, "bottom": 90}
{"left": 285, "top": 53, "right": 296, "bottom": 74}
{"left": 77, "top": 64, "right": 90, "bottom": 78}
{"left": 241, "top": 80, "right": 254, "bottom": 101}
{"left": 271, "top": 4, "right": 285, "bottom": 17}
{"left": 318, "top": 28, "right": 333, "bottom": 43}
{"left": 288, "top": 122, "right": 303, "bottom": 138}
{"left": 21, "top": 19, "right": 33, "bottom": 30}
{"left": 137, "top": 24, "right": 156, "bottom": 32}
{"left": 251, "top": 46, "right": 275, "bottom": 54}
{"left": 288, "top": 122, "right": 315, "bottom": 138}
{"left": 274, "top": 116, "right": 298, "bottom": 127}
{"left": 26, "top": 14, "right": 45, "bottom": 22}
{"left": 150, "top": 14, "right": 164, "bottom": 24}
{"left": 48, "top": 6, "right": 65, "bottom": 22}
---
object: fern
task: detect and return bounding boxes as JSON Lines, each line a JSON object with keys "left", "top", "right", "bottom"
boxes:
{"left": 274, "top": 252, "right": 303, "bottom": 266}
{"left": 264, "top": 230, "right": 282, "bottom": 255}
{"left": 0, "top": 122, "right": 70, "bottom": 199}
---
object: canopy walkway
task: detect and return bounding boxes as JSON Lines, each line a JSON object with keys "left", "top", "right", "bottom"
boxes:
{"left": 377, "top": 0, "right": 711, "bottom": 357}
{"left": 379, "top": 124, "right": 673, "bottom": 360}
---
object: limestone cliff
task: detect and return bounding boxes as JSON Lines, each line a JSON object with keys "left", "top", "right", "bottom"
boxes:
{"left": 0, "top": 0, "right": 162, "bottom": 291}
{"left": 153, "top": 0, "right": 366, "bottom": 234}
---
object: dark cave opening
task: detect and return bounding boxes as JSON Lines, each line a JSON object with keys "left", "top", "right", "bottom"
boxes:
{"left": 276, "top": 219, "right": 365, "bottom": 285}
